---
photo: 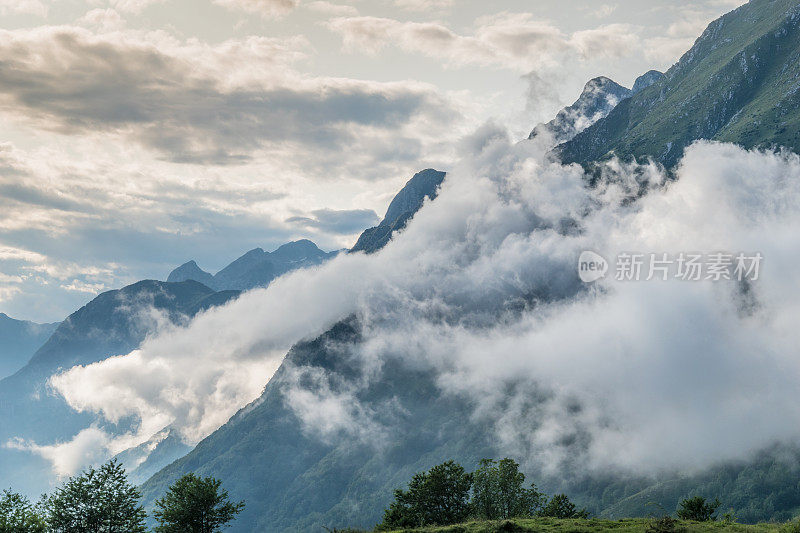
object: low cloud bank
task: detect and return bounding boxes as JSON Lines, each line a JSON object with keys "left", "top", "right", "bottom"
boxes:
{"left": 36, "top": 134, "right": 800, "bottom": 478}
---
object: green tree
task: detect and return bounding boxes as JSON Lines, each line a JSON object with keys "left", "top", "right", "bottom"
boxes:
{"left": 538, "top": 493, "right": 589, "bottom": 519}
{"left": 0, "top": 490, "right": 47, "bottom": 533}
{"left": 471, "top": 458, "right": 545, "bottom": 519}
{"left": 380, "top": 460, "right": 473, "bottom": 528}
{"left": 153, "top": 473, "right": 245, "bottom": 533}
{"left": 45, "top": 459, "right": 146, "bottom": 533}
{"left": 676, "top": 496, "right": 721, "bottom": 522}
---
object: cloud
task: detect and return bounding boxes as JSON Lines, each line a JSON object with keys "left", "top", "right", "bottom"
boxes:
{"left": 303, "top": 1, "right": 358, "bottom": 16}
{"left": 38, "top": 128, "right": 800, "bottom": 481}
{"left": 592, "top": 4, "right": 617, "bottom": 18}
{"left": 77, "top": 8, "right": 127, "bottom": 31}
{"left": 0, "top": 0, "right": 47, "bottom": 17}
{"left": 327, "top": 13, "right": 640, "bottom": 73}
{"left": 0, "top": 26, "right": 456, "bottom": 165}
{"left": 393, "top": 0, "right": 453, "bottom": 12}
{"left": 8, "top": 427, "right": 112, "bottom": 477}
{"left": 0, "top": 23, "right": 463, "bottom": 320}
{"left": 286, "top": 208, "right": 379, "bottom": 235}
{"left": 211, "top": 0, "right": 299, "bottom": 18}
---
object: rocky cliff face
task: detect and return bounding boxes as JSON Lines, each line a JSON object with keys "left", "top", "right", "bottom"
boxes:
{"left": 351, "top": 169, "right": 446, "bottom": 254}
{"left": 528, "top": 76, "right": 632, "bottom": 145}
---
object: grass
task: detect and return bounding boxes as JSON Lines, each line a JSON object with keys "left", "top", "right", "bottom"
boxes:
{"left": 374, "top": 517, "right": 796, "bottom": 533}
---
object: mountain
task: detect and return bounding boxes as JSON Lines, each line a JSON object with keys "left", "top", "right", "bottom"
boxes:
{"left": 166, "top": 260, "right": 214, "bottom": 286}
{"left": 135, "top": 2, "right": 800, "bottom": 530}
{"left": 0, "top": 279, "right": 239, "bottom": 496}
{"left": 140, "top": 172, "right": 453, "bottom": 530}
{"left": 631, "top": 69, "right": 664, "bottom": 94}
{"left": 351, "top": 169, "right": 446, "bottom": 254}
{"left": 559, "top": 0, "right": 800, "bottom": 168}
{"left": 114, "top": 427, "right": 192, "bottom": 486}
{"left": 140, "top": 321, "right": 493, "bottom": 532}
{"left": 167, "top": 240, "right": 336, "bottom": 291}
{"left": 528, "top": 77, "right": 633, "bottom": 144}
{"left": 0, "top": 313, "right": 59, "bottom": 380}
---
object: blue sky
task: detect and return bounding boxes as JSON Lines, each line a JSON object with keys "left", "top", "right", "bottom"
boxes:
{"left": 0, "top": 0, "right": 745, "bottom": 321}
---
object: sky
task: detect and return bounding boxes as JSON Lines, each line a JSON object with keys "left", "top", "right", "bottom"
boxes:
{"left": 0, "top": 0, "right": 747, "bottom": 322}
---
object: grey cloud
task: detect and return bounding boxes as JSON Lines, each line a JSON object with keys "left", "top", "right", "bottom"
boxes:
{"left": 0, "top": 28, "right": 456, "bottom": 165}
{"left": 286, "top": 208, "right": 380, "bottom": 235}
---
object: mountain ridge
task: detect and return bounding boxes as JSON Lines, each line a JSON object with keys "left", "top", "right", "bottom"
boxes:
{"left": 558, "top": 0, "right": 800, "bottom": 167}
{"left": 167, "top": 239, "right": 336, "bottom": 291}
{"left": 0, "top": 313, "right": 59, "bottom": 380}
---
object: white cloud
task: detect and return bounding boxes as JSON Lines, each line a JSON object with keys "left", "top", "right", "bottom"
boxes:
{"left": 327, "top": 13, "right": 640, "bottom": 73}
{"left": 303, "top": 1, "right": 358, "bottom": 16}
{"left": 8, "top": 427, "right": 111, "bottom": 477}
{"left": 87, "top": 0, "right": 165, "bottom": 14}
{"left": 212, "top": 0, "right": 298, "bottom": 18}
{"left": 76, "top": 8, "right": 126, "bottom": 31}
{"left": 0, "top": 0, "right": 48, "bottom": 17}
{"left": 393, "top": 0, "right": 452, "bottom": 11}
{"left": 41, "top": 133, "right": 800, "bottom": 478}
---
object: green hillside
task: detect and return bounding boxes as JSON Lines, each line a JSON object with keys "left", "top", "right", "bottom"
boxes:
{"left": 559, "top": 0, "right": 800, "bottom": 167}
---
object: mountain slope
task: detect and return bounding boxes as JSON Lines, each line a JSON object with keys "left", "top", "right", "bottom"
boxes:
{"left": 559, "top": 0, "right": 800, "bottom": 167}
{"left": 351, "top": 169, "right": 446, "bottom": 254}
{"left": 529, "top": 77, "right": 632, "bottom": 144}
{"left": 140, "top": 321, "right": 494, "bottom": 532}
{"left": 141, "top": 171, "right": 455, "bottom": 530}
{"left": 0, "top": 280, "right": 239, "bottom": 496}
{"left": 0, "top": 313, "right": 59, "bottom": 380}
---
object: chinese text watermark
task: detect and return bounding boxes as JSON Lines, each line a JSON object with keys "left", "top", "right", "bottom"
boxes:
{"left": 578, "top": 251, "right": 762, "bottom": 283}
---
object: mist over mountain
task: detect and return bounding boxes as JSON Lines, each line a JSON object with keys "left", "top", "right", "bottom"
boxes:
{"left": 7, "top": 1, "right": 800, "bottom": 531}
{"left": 167, "top": 240, "right": 336, "bottom": 291}
{"left": 351, "top": 169, "right": 446, "bottom": 254}
{"left": 528, "top": 77, "right": 633, "bottom": 145}
{"left": 0, "top": 280, "right": 239, "bottom": 496}
{"left": 123, "top": 2, "right": 800, "bottom": 530}
{"left": 0, "top": 313, "right": 58, "bottom": 380}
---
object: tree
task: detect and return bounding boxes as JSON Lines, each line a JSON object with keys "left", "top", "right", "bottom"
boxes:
{"left": 45, "top": 459, "right": 147, "bottom": 533}
{"left": 154, "top": 473, "right": 245, "bottom": 533}
{"left": 676, "top": 496, "right": 721, "bottom": 522}
{"left": 471, "top": 458, "right": 545, "bottom": 519}
{"left": 0, "top": 490, "right": 47, "bottom": 533}
{"left": 538, "top": 494, "right": 589, "bottom": 519}
{"left": 380, "top": 461, "right": 473, "bottom": 528}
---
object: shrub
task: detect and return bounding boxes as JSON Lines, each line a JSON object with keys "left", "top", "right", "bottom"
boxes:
{"left": 538, "top": 493, "right": 589, "bottom": 519}
{"left": 676, "top": 496, "right": 720, "bottom": 522}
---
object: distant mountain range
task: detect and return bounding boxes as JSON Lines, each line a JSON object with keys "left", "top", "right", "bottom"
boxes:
{"left": 0, "top": 313, "right": 58, "bottom": 380}
{"left": 0, "top": 280, "right": 239, "bottom": 496}
{"left": 6, "top": 0, "right": 800, "bottom": 528}
{"left": 0, "top": 168, "right": 446, "bottom": 498}
{"left": 167, "top": 240, "right": 338, "bottom": 291}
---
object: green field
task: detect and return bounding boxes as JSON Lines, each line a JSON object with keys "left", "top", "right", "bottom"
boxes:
{"left": 377, "top": 518, "right": 794, "bottom": 533}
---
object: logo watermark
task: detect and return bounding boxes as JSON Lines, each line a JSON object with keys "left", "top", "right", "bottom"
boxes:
{"left": 578, "top": 251, "right": 609, "bottom": 283}
{"left": 578, "top": 251, "right": 762, "bottom": 283}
